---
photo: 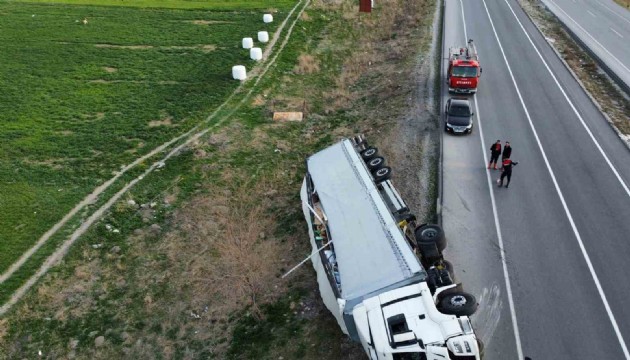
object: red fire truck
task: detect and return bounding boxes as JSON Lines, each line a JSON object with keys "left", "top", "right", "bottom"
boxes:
{"left": 447, "top": 39, "right": 482, "bottom": 94}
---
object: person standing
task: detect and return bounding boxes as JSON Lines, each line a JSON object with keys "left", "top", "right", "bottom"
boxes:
{"left": 488, "top": 140, "right": 502, "bottom": 170}
{"left": 497, "top": 158, "right": 519, "bottom": 188}
{"left": 502, "top": 141, "right": 512, "bottom": 161}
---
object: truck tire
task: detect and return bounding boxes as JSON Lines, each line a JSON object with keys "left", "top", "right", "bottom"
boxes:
{"left": 360, "top": 147, "right": 378, "bottom": 161}
{"left": 367, "top": 156, "right": 385, "bottom": 171}
{"left": 414, "top": 224, "right": 447, "bottom": 252}
{"left": 439, "top": 292, "right": 478, "bottom": 316}
{"left": 372, "top": 166, "right": 391, "bottom": 184}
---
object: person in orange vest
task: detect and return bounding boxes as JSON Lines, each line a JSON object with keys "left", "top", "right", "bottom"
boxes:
{"left": 488, "top": 140, "right": 502, "bottom": 170}
{"left": 497, "top": 158, "right": 519, "bottom": 188}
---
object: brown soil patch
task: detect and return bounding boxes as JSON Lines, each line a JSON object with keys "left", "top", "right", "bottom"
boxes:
{"left": 164, "top": 186, "right": 179, "bottom": 205}
{"left": 300, "top": 11, "right": 311, "bottom": 21}
{"left": 188, "top": 20, "right": 231, "bottom": 25}
{"left": 95, "top": 44, "right": 153, "bottom": 50}
{"left": 148, "top": 117, "right": 173, "bottom": 127}
{"left": 103, "top": 67, "right": 117, "bottom": 73}
{"left": 294, "top": 54, "right": 320, "bottom": 74}
{"left": 163, "top": 45, "right": 216, "bottom": 52}
{"left": 251, "top": 94, "right": 266, "bottom": 107}
{"left": 0, "top": 318, "right": 7, "bottom": 341}
{"left": 200, "top": 44, "right": 216, "bottom": 52}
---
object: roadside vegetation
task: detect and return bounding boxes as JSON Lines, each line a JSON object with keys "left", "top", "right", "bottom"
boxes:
{"left": 0, "top": 0, "right": 440, "bottom": 358}
{"left": 519, "top": 0, "right": 630, "bottom": 138}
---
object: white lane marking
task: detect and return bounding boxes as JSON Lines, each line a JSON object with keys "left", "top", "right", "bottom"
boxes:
{"left": 610, "top": 27, "right": 624, "bottom": 38}
{"left": 458, "top": 0, "right": 524, "bottom": 358}
{"left": 587, "top": 9, "right": 597, "bottom": 17}
{"left": 596, "top": 0, "right": 630, "bottom": 26}
{"left": 484, "top": 0, "right": 630, "bottom": 357}
{"left": 549, "top": 0, "right": 630, "bottom": 75}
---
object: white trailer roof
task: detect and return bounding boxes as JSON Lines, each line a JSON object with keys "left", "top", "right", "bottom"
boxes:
{"left": 307, "top": 139, "right": 424, "bottom": 301}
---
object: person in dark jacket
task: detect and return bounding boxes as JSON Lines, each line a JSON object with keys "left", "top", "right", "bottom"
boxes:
{"left": 502, "top": 141, "right": 512, "bottom": 161}
{"left": 498, "top": 158, "right": 518, "bottom": 188}
{"left": 488, "top": 140, "right": 502, "bottom": 170}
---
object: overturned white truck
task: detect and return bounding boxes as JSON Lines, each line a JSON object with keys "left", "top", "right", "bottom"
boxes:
{"left": 300, "top": 136, "right": 482, "bottom": 360}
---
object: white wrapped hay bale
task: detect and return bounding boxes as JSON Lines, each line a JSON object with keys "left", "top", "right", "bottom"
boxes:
{"left": 242, "top": 37, "right": 253, "bottom": 49}
{"left": 250, "top": 47, "right": 262, "bottom": 61}
{"left": 232, "top": 65, "right": 246, "bottom": 80}
{"left": 258, "top": 31, "right": 269, "bottom": 43}
{"left": 263, "top": 14, "right": 273, "bottom": 23}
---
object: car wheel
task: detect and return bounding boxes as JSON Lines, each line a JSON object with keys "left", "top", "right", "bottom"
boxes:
{"left": 372, "top": 166, "right": 391, "bottom": 184}
{"left": 360, "top": 147, "right": 378, "bottom": 161}
{"left": 367, "top": 156, "right": 385, "bottom": 171}
{"left": 439, "top": 292, "right": 478, "bottom": 316}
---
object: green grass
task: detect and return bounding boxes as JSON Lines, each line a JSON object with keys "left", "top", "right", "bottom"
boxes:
{"left": 7, "top": 0, "right": 294, "bottom": 10}
{"left": 0, "top": 0, "right": 439, "bottom": 358}
{"left": 0, "top": 1, "right": 294, "bottom": 288}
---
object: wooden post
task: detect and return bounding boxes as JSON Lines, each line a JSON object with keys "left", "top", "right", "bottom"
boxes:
{"left": 359, "top": 0, "right": 372, "bottom": 13}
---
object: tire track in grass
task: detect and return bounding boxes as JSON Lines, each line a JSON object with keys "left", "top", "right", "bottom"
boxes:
{"left": 0, "top": 0, "right": 310, "bottom": 315}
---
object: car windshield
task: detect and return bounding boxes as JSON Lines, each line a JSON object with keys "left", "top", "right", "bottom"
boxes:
{"left": 449, "top": 105, "right": 470, "bottom": 117}
{"left": 452, "top": 66, "right": 478, "bottom": 77}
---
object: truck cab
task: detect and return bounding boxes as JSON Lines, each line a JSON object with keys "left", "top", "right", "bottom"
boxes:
{"left": 354, "top": 283, "right": 480, "bottom": 360}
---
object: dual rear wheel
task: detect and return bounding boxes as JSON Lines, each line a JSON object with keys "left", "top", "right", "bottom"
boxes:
{"left": 360, "top": 146, "right": 391, "bottom": 183}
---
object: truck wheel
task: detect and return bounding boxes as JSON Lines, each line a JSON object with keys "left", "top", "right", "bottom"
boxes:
{"left": 372, "top": 166, "right": 391, "bottom": 183}
{"left": 360, "top": 147, "right": 378, "bottom": 161}
{"left": 414, "top": 224, "right": 447, "bottom": 252}
{"left": 439, "top": 292, "right": 478, "bottom": 316}
{"left": 367, "top": 156, "right": 385, "bottom": 170}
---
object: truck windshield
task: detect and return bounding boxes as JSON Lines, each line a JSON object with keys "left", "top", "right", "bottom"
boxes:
{"left": 452, "top": 66, "right": 478, "bottom": 78}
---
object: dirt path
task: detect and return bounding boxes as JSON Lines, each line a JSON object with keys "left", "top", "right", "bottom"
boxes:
{"left": 0, "top": 0, "right": 311, "bottom": 316}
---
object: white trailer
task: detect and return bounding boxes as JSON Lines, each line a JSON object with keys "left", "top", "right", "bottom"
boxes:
{"left": 300, "top": 136, "right": 481, "bottom": 360}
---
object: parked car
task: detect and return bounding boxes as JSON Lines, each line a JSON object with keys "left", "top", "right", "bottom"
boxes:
{"left": 445, "top": 97, "right": 474, "bottom": 134}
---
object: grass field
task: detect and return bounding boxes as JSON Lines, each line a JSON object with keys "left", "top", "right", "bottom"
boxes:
{"left": 6, "top": 0, "right": 292, "bottom": 10}
{"left": 0, "top": 1, "right": 293, "bottom": 300}
{"left": 0, "top": 0, "right": 439, "bottom": 358}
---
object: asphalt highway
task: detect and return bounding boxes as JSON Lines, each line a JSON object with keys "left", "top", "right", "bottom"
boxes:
{"left": 441, "top": 0, "right": 630, "bottom": 359}
{"left": 541, "top": 0, "right": 630, "bottom": 91}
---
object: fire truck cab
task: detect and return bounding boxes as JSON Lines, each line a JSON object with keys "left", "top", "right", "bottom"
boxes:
{"left": 447, "top": 39, "right": 482, "bottom": 94}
